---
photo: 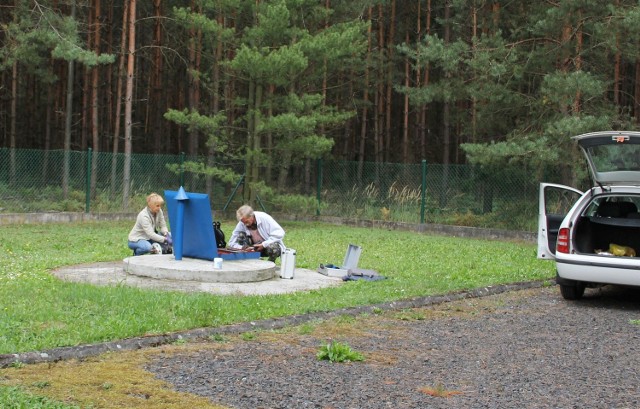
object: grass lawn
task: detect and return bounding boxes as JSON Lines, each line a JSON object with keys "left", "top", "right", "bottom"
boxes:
{"left": 0, "top": 220, "right": 555, "bottom": 356}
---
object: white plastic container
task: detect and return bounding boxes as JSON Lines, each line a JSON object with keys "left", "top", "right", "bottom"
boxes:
{"left": 213, "top": 257, "right": 223, "bottom": 269}
{"left": 280, "top": 248, "right": 296, "bottom": 279}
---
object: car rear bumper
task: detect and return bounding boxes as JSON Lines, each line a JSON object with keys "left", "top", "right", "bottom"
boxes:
{"left": 556, "top": 256, "right": 640, "bottom": 286}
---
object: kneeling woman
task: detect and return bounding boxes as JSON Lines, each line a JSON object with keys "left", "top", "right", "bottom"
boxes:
{"left": 128, "top": 192, "right": 171, "bottom": 255}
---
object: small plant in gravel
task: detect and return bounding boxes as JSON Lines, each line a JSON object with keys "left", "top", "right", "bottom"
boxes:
{"left": 241, "top": 331, "right": 257, "bottom": 341}
{"left": 316, "top": 340, "right": 364, "bottom": 363}
{"left": 418, "top": 383, "right": 462, "bottom": 398}
{"left": 297, "top": 322, "right": 316, "bottom": 335}
{"left": 209, "top": 333, "right": 226, "bottom": 342}
{"left": 172, "top": 337, "right": 186, "bottom": 345}
{"left": 396, "top": 309, "right": 426, "bottom": 321}
{"left": 32, "top": 381, "right": 51, "bottom": 389}
{"left": 630, "top": 319, "right": 640, "bottom": 325}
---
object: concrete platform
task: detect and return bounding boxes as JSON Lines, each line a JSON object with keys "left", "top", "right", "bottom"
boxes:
{"left": 124, "top": 254, "right": 277, "bottom": 283}
{"left": 51, "top": 258, "right": 344, "bottom": 296}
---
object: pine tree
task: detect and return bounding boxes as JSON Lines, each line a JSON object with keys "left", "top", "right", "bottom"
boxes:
{"left": 166, "top": 0, "right": 368, "bottom": 205}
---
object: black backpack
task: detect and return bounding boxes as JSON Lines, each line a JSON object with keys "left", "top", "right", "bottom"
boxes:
{"left": 213, "top": 221, "right": 226, "bottom": 248}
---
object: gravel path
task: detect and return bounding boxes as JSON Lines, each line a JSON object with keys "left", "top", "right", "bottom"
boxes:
{"left": 147, "top": 285, "right": 640, "bottom": 409}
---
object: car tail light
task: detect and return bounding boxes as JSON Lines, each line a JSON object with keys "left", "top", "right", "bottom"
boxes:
{"left": 556, "top": 227, "right": 570, "bottom": 253}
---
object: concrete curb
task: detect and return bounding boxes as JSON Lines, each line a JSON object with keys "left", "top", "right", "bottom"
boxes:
{"left": 0, "top": 212, "right": 537, "bottom": 243}
{"left": 0, "top": 279, "right": 551, "bottom": 368}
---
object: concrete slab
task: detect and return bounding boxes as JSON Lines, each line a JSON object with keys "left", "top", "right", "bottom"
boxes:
{"left": 51, "top": 260, "right": 344, "bottom": 296}
{"left": 123, "top": 255, "right": 277, "bottom": 283}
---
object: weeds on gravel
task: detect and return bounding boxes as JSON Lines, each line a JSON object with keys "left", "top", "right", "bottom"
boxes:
{"left": 418, "top": 383, "right": 463, "bottom": 398}
{"left": 0, "top": 220, "right": 553, "bottom": 355}
{"left": 316, "top": 340, "right": 365, "bottom": 363}
{"left": 241, "top": 331, "right": 257, "bottom": 341}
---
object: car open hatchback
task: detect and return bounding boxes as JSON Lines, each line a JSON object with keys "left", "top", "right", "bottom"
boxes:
{"left": 537, "top": 131, "right": 640, "bottom": 300}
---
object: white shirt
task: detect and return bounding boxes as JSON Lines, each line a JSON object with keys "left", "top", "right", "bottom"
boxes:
{"left": 228, "top": 211, "right": 285, "bottom": 249}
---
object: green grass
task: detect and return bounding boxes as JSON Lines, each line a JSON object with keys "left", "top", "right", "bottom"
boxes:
{"left": 0, "top": 220, "right": 554, "bottom": 355}
{"left": 0, "top": 386, "right": 80, "bottom": 408}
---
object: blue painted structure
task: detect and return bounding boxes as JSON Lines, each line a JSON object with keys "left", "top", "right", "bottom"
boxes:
{"left": 164, "top": 188, "right": 260, "bottom": 261}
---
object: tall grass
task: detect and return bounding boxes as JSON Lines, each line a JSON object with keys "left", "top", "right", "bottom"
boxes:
{"left": 0, "top": 220, "right": 554, "bottom": 355}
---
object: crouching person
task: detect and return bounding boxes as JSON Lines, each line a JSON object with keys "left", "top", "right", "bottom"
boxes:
{"left": 127, "top": 192, "right": 172, "bottom": 256}
{"left": 228, "top": 205, "right": 285, "bottom": 262}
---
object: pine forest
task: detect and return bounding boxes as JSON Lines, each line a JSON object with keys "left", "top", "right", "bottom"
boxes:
{"left": 2, "top": 0, "right": 640, "bottom": 191}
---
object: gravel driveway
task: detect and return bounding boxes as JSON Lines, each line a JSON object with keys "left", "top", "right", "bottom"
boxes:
{"left": 147, "top": 285, "right": 640, "bottom": 409}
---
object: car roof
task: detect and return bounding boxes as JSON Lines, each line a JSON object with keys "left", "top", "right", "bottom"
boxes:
{"left": 572, "top": 131, "right": 640, "bottom": 185}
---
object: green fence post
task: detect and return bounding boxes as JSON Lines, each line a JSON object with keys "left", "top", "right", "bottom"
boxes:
{"left": 420, "top": 159, "right": 427, "bottom": 223}
{"left": 316, "top": 158, "right": 323, "bottom": 216}
{"left": 179, "top": 152, "right": 185, "bottom": 187}
{"left": 223, "top": 175, "right": 245, "bottom": 212}
{"left": 86, "top": 148, "right": 92, "bottom": 213}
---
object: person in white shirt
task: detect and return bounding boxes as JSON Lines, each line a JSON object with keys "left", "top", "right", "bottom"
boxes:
{"left": 127, "top": 193, "right": 171, "bottom": 255}
{"left": 228, "top": 205, "right": 285, "bottom": 262}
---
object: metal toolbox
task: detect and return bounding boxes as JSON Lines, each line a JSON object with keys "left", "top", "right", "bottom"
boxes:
{"left": 280, "top": 248, "right": 296, "bottom": 279}
{"left": 317, "top": 244, "right": 362, "bottom": 277}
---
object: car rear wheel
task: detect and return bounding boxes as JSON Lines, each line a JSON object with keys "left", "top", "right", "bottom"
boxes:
{"left": 559, "top": 282, "right": 586, "bottom": 300}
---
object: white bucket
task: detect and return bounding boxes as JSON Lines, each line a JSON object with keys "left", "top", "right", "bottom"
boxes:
{"left": 213, "top": 257, "right": 223, "bottom": 269}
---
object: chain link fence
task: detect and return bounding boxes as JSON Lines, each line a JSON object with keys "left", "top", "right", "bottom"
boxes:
{"left": 0, "top": 148, "right": 571, "bottom": 231}
{"left": 316, "top": 159, "right": 550, "bottom": 231}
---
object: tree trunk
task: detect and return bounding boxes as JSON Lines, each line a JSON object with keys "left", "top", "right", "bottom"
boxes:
{"left": 402, "top": 29, "right": 409, "bottom": 162}
{"left": 63, "top": 0, "right": 77, "bottom": 199}
{"left": 440, "top": 0, "right": 451, "bottom": 207}
{"left": 9, "top": 61, "right": 17, "bottom": 186}
{"left": 187, "top": 0, "right": 202, "bottom": 157}
{"left": 374, "top": 4, "right": 384, "bottom": 163}
{"left": 572, "top": 9, "right": 583, "bottom": 116}
{"left": 342, "top": 70, "right": 354, "bottom": 160}
{"left": 557, "top": 7, "right": 577, "bottom": 186}
{"left": 265, "top": 84, "right": 275, "bottom": 184}
{"left": 559, "top": 18, "right": 572, "bottom": 117}
{"left": 470, "top": 2, "right": 478, "bottom": 143}
{"left": 111, "top": 0, "right": 128, "bottom": 198}
{"left": 206, "top": 16, "right": 224, "bottom": 198}
{"left": 81, "top": 4, "right": 93, "bottom": 153}
{"left": 42, "top": 85, "right": 52, "bottom": 183}
{"left": 417, "top": 0, "right": 432, "bottom": 161}
{"left": 246, "top": 78, "right": 256, "bottom": 203}
{"left": 152, "top": 0, "right": 164, "bottom": 153}
{"left": 613, "top": 0, "right": 621, "bottom": 106}
{"left": 103, "top": 0, "right": 114, "bottom": 153}
{"left": 358, "top": 6, "right": 373, "bottom": 181}
{"left": 122, "top": 0, "right": 136, "bottom": 210}
{"left": 319, "top": 0, "right": 330, "bottom": 152}
{"left": 247, "top": 81, "right": 263, "bottom": 205}
{"left": 634, "top": 59, "right": 640, "bottom": 123}
{"left": 90, "top": 0, "right": 101, "bottom": 200}
{"left": 384, "top": 0, "right": 396, "bottom": 162}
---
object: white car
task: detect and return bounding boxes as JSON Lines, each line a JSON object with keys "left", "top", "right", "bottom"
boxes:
{"left": 537, "top": 131, "right": 640, "bottom": 300}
